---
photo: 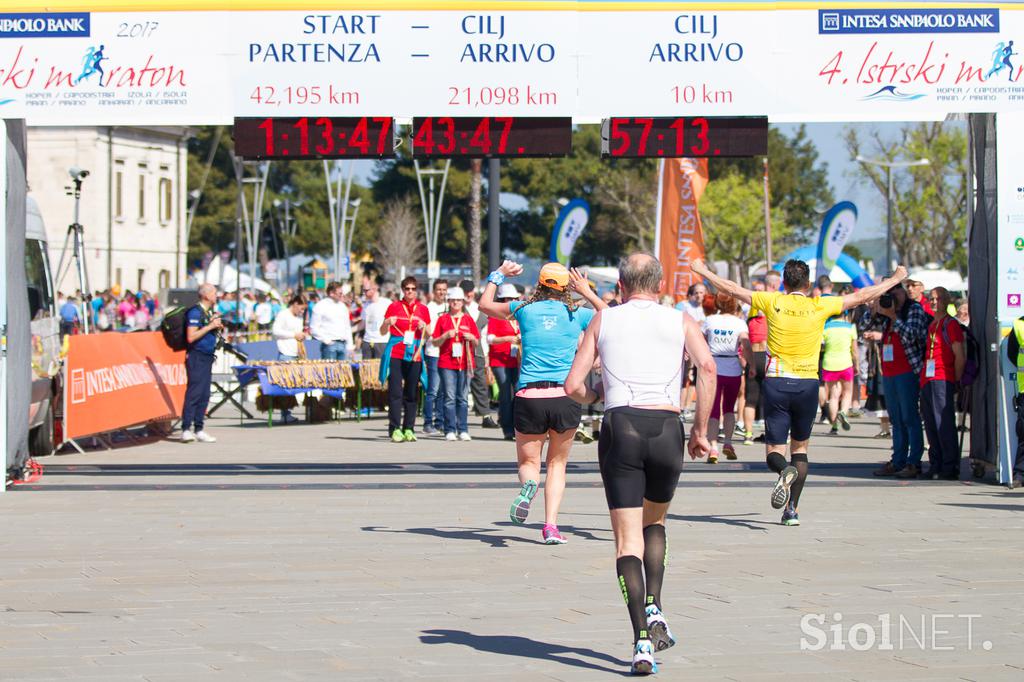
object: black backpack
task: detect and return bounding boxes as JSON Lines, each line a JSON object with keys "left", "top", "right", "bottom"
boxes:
{"left": 160, "top": 306, "right": 191, "bottom": 351}
{"left": 939, "top": 317, "right": 980, "bottom": 386}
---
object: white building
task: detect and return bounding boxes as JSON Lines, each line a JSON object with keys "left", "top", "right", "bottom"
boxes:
{"left": 26, "top": 126, "right": 190, "bottom": 295}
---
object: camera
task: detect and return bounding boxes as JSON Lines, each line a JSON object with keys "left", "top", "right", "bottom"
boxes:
{"left": 879, "top": 294, "right": 894, "bottom": 309}
{"left": 68, "top": 167, "right": 90, "bottom": 180}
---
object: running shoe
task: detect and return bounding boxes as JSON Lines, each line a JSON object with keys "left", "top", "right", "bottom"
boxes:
{"left": 180, "top": 429, "right": 195, "bottom": 443}
{"left": 195, "top": 430, "right": 217, "bottom": 443}
{"left": 742, "top": 432, "right": 754, "bottom": 446}
{"left": 542, "top": 523, "right": 567, "bottom": 545}
{"left": 391, "top": 429, "right": 405, "bottom": 443}
{"left": 574, "top": 424, "right": 594, "bottom": 444}
{"left": 422, "top": 425, "right": 437, "bottom": 436}
{"left": 829, "top": 424, "right": 839, "bottom": 436}
{"left": 509, "top": 480, "right": 538, "bottom": 524}
{"left": 445, "top": 432, "right": 457, "bottom": 441}
{"left": 781, "top": 504, "right": 800, "bottom": 526}
{"left": 770, "top": 465, "right": 799, "bottom": 509}
{"left": 722, "top": 443, "right": 737, "bottom": 460}
{"left": 837, "top": 411, "right": 851, "bottom": 431}
{"left": 630, "top": 639, "right": 657, "bottom": 675}
{"left": 707, "top": 449, "right": 719, "bottom": 464}
{"left": 873, "top": 429, "right": 892, "bottom": 438}
{"left": 458, "top": 432, "right": 472, "bottom": 441}
{"left": 645, "top": 604, "right": 676, "bottom": 651}
{"left": 403, "top": 429, "right": 417, "bottom": 443}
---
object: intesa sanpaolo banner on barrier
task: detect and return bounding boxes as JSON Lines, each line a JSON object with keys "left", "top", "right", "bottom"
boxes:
{"left": 655, "top": 158, "right": 709, "bottom": 301}
{"left": 63, "top": 331, "right": 185, "bottom": 440}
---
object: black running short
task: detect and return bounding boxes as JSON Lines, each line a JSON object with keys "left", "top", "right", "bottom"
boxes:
{"left": 598, "top": 407, "right": 684, "bottom": 509}
{"left": 514, "top": 395, "right": 581, "bottom": 434}
{"left": 762, "top": 377, "right": 820, "bottom": 445}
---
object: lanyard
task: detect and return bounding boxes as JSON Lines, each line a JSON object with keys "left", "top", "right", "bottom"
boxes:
{"left": 401, "top": 301, "right": 419, "bottom": 331}
{"left": 450, "top": 313, "right": 463, "bottom": 342}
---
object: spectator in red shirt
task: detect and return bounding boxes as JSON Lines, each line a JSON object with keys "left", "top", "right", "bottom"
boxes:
{"left": 920, "top": 287, "right": 965, "bottom": 480}
{"left": 433, "top": 287, "right": 480, "bottom": 441}
{"left": 487, "top": 283, "right": 522, "bottom": 440}
{"left": 905, "top": 279, "right": 934, "bottom": 316}
{"left": 381, "top": 276, "right": 432, "bottom": 443}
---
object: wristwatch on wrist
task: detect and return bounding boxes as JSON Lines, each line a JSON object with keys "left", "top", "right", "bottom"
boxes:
{"left": 487, "top": 271, "right": 505, "bottom": 286}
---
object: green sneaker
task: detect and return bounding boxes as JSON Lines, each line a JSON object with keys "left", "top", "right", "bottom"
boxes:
{"left": 391, "top": 429, "right": 405, "bottom": 443}
{"left": 509, "top": 480, "right": 538, "bottom": 524}
{"left": 403, "top": 429, "right": 417, "bottom": 443}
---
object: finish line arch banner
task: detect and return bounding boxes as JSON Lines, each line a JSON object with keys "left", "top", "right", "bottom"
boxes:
{"left": 63, "top": 331, "right": 185, "bottom": 440}
{"left": 1, "top": 3, "right": 1023, "bottom": 123}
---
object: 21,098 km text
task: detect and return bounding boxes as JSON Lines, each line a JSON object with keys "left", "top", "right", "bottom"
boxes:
{"left": 448, "top": 85, "right": 558, "bottom": 107}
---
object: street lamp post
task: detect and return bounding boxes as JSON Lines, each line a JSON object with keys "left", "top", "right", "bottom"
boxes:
{"left": 855, "top": 154, "right": 930, "bottom": 273}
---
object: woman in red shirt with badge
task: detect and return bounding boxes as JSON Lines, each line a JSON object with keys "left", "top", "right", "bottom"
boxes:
{"left": 433, "top": 286, "right": 480, "bottom": 441}
{"left": 487, "top": 283, "right": 522, "bottom": 441}
{"left": 920, "top": 287, "right": 965, "bottom": 480}
{"left": 381, "top": 276, "right": 432, "bottom": 443}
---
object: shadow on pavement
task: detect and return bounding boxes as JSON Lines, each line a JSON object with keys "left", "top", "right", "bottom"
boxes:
{"left": 492, "top": 520, "right": 612, "bottom": 542}
{"left": 361, "top": 525, "right": 544, "bottom": 548}
{"left": 938, "top": 502, "right": 1023, "bottom": 512}
{"left": 418, "top": 629, "right": 630, "bottom": 675}
{"left": 668, "top": 512, "right": 773, "bottom": 532}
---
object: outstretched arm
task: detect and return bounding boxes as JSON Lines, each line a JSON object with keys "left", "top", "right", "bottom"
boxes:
{"left": 841, "top": 266, "right": 908, "bottom": 311}
{"left": 690, "top": 259, "right": 753, "bottom": 306}
{"left": 479, "top": 260, "right": 523, "bottom": 319}
{"left": 684, "top": 315, "right": 716, "bottom": 459}
{"left": 565, "top": 312, "right": 602, "bottom": 404}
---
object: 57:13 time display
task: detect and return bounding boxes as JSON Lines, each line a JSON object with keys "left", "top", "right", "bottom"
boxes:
{"left": 601, "top": 117, "right": 768, "bottom": 158}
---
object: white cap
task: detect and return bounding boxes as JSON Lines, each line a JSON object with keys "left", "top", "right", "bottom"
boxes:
{"left": 447, "top": 286, "right": 466, "bottom": 300}
{"left": 497, "top": 283, "right": 519, "bottom": 299}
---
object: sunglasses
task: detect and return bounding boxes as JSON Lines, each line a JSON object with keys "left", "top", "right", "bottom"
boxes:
{"left": 403, "top": 286, "right": 418, "bottom": 291}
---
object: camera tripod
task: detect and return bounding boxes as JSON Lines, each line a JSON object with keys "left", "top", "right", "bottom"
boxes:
{"left": 54, "top": 171, "right": 92, "bottom": 333}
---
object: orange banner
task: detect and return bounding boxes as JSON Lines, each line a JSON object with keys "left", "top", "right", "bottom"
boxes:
{"left": 63, "top": 332, "right": 186, "bottom": 440}
{"left": 656, "top": 158, "right": 709, "bottom": 301}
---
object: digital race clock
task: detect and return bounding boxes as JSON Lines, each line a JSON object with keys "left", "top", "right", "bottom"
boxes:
{"left": 233, "top": 117, "right": 396, "bottom": 159}
{"left": 601, "top": 117, "right": 768, "bottom": 158}
{"left": 410, "top": 117, "right": 572, "bottom": 158}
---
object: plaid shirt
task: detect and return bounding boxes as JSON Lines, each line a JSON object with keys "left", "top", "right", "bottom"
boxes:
{"left": 887, "top": 300, "right": 931, "bottom": 374}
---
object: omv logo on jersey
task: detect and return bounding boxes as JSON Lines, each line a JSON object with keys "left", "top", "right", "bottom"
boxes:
{"left": 0, "top": 13, "right": 90, "bottom": 38}
{"left": 819, "top": 9, "right": 999, "bottom": 35}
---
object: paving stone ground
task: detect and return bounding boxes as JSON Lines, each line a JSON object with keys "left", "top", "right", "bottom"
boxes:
{"left": 1, "top": 412, "right": 1022, "bottom": 681}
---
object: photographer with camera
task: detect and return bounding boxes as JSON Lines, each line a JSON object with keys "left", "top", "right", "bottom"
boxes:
{"left": 181, "top": 283, "right": 224, "bottom": 444}
{"left": 866, "top": 281, "right": 931, "bottom": 478}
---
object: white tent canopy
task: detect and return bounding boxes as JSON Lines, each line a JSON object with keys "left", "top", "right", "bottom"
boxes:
{"left": 908, "top": 265, "right": 967, "bottom": 294}
{"left": 194, "top": 255, "right": 278, "bottom": 296}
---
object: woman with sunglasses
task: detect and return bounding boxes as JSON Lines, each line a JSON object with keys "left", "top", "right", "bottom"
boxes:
{"left": 480, "top": 261, "right": 607, "bottom": 544}
{"left": 381, "top": 276, "right": 431, "bottom": 443}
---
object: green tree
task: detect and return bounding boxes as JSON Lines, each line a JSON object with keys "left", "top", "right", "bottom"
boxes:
{"left": 700, "top": 172, "right": 788, "bottom": 284}
{"left": 844, "top": 122, "right": 968, "bottom": 273}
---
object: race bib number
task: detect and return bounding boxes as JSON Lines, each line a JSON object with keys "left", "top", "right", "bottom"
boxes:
{"left": 882, "top": 344, "right": 894, "bottom": 362}
{"left": 925, "top": 359, "right": 936, "bottom": 378}
{"left": 404, "top": 331, "right": 415, "bottom": 345}
{"left": 451, "top": 342, "right": 463, "bottom": 358}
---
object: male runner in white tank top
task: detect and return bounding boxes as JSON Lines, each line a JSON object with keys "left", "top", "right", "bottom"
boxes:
{"left": 566, "top": 253, "right": 716, "bottom": 675}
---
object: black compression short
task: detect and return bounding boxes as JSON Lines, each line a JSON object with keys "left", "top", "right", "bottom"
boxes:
{"left": 514, "top": 395, "right": 581, "bottom": 434}
{"left": 762, "top": 377, "right": 820, "bottom": 445}
{"left": 598, "top": 407, "right": 684, "bottom": 509}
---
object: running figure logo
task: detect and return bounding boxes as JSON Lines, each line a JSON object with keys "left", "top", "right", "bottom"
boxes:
{"left": 75, "top": 45, "right": 108, "bottom": 86}
{"left": 986, "top": 40, "right": 1018, "bottom": 82}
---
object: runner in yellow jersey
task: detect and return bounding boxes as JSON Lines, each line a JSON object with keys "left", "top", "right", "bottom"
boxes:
{"left": 691, "top": 259, "right": 907, "bottom": 525}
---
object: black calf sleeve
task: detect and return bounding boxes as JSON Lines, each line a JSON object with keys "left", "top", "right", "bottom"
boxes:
{"left": 642, "top": 525, "right": 667, "bottom": 611}
{"left": 616, "top": 555, "right": 648, "bottom": 643}
{"left": 766, "top": 451, "right": 788, "bottom": 473}
{"left": 790, "top": 452, "right": 809, "bottom": 508}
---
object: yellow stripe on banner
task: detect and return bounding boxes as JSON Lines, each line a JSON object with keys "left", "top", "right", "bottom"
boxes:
{"left": 4, "top": 1, "right": 1024, "bottom": 13}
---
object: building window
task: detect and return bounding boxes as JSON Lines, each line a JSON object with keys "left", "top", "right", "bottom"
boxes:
{"left": 158, "top": 269, "right": 171, "bottom": 290}
{"left": 115, "top": 267, "right": 122, "bottom": 289}
{"left": 138, "top": 269, "right": 145, "bottom": 292}
{"left": 114, "top": 161, "right": 124, "bottom": 219}
{"left": 159, "top": 178, "right": 172, "bottom": 224}
{"left": 138, "top": 163, "right": 147, "bottom": 222}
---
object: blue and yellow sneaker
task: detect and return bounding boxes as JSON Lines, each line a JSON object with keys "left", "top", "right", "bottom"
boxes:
{"left": 645, "top": 604, "right": 676, "bottom": 651}
{"left": 781, "top": 504, "right": 800, "bottom": 526}
{"left": 631, "top": 638, "right": 657, "bottom": 675}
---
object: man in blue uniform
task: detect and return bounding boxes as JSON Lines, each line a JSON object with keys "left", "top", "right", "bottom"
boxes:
{"left": 181, "top": 284, "right": 223, "bottom": 443}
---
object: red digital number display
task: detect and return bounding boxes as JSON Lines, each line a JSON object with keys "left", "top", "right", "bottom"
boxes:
{"left": 601, "top": 117, "right": 768, "bottom": 158}
{"left": 411, "top": 117, "right": 572, "bottom": 158}
{"left": 233, "top": 117, "right": 395, "bottom": 159}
